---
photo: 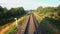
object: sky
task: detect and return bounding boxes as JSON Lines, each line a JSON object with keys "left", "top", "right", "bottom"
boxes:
{"left": 0, "top": 0, "right": 60, "bottom": 10}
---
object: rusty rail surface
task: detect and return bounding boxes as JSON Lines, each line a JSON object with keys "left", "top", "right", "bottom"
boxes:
{"left": 16, "top": 13, "right": 39, "bottom": 34}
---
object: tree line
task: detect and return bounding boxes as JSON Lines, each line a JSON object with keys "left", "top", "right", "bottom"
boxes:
{"left": 37, "top": 5, "right": 60, "bottom": 14}
{"left": 0, "top": 6, "right": 26, "bottom": 26}
{"left": 37, "top": 5, "right": 60, "bottom": 20}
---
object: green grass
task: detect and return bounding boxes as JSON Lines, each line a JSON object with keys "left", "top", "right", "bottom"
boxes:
{"left": 6, "top": 15, "right": 27, "bottom": 34}
{"left": 6, "top": 26, "right": 17, "bottom": 34}
{"left": 40, "top": 22, "right": 54, "bottom": 34}
{"left": 43, "top": 17, "right": 60, "bottom": 29}
{"left": 36, "top": 12, "right": 60, "bottom": 29}
{"left": 35, "top": 14, "right": 54, "bottom": 34}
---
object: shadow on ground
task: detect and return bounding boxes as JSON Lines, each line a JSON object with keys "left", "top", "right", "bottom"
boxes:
{"left": 35, "top": 17, "right": 60, "bottom": 34}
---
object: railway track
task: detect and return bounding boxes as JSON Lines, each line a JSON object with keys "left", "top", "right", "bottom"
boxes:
{"left": 16, "top": 13, "right": 39, "bottom": 34}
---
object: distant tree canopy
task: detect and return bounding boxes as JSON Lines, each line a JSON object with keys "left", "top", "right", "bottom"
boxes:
{"left": 37, "top": 5, "right": 60, "bottom": 14}
{"left": 37, "top": 5, "right": 60, "bottom": 20}
{"left": 56, "top": 5, "right": 60, "bottom": 16}
{"left": 0, "top": 6, "right": 26, "bottom": 19}
{"left": 57, "top": 5, "right": 60, "bottom": 11}
{"left": 0, "top": 6, "right": 26, "bottom": 25}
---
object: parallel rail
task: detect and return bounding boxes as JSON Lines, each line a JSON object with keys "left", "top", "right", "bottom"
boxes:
{"left": 16, "top": 13, "right": 39, "bottom": 34}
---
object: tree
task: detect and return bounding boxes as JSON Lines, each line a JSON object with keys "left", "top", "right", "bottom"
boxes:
{"left": 0, "top": 6, "right": 4, "bottom": 18}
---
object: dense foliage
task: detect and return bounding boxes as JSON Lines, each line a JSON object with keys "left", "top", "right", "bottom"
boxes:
{"left": 37, "top": 5, "right": 60, "bottom": 13}
{"left": 0, "top": 6, "right": 26, "bottom": 26}
{"left": 37, "top": 5, "right": 60, "bottom": 29}
{"left": 37, "top": 5, "right": 60, "bottom": 20}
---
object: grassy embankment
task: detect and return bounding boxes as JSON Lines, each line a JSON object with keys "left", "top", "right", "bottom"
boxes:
{"left": 33, "top": 12, "right": 54, "bottom": 34}
{"left": 6, "top": 15, "right": 28, "bottom": 34}
{"left": 0, "top": 14, "right": 28, "bottom": 34}
{"left": 38, "top": 11, "right": 60, "bottom": 29}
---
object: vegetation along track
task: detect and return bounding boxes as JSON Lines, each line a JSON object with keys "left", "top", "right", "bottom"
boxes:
{"left": 16, "top": 13, "right": 39, "bottom": 34}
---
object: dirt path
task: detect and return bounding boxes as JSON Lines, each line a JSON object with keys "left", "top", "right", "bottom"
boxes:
{"left": 0, "top": 16, "right": 25, "bottom": 34}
